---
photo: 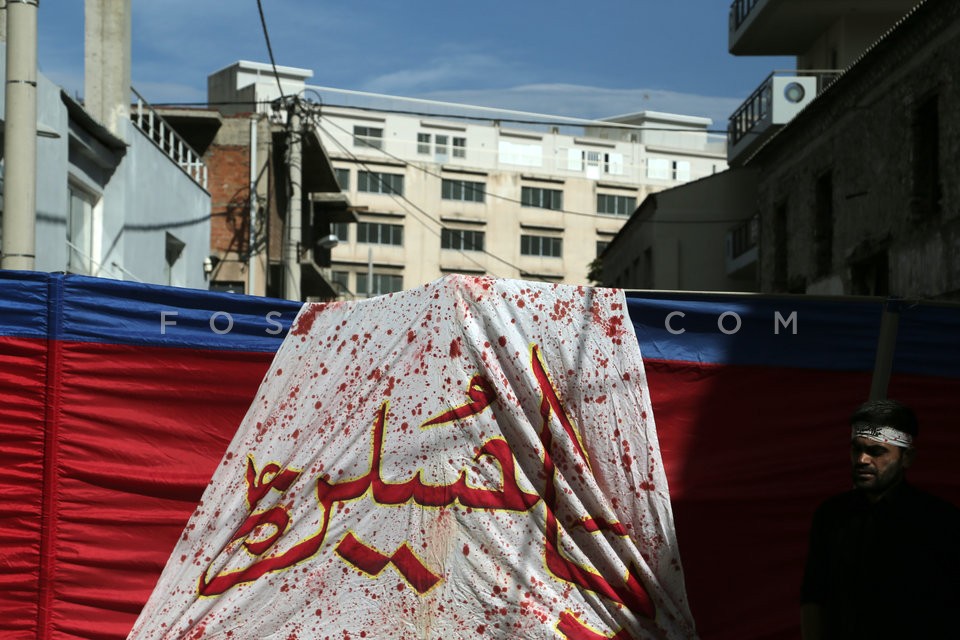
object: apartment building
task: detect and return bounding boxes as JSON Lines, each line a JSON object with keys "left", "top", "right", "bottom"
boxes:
{"left": 207, "top": 61, "right": 727, "bottom": 298}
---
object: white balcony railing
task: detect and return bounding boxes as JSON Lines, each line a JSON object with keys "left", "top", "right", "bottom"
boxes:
{"left": 131, "top": 87, "right": 208, "bottom": 190}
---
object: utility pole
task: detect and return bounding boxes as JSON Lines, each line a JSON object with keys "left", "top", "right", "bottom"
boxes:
{"left": 1, "top": 0, "right": 39, "bottom": 271}
{"left": 248, "top": 115, "right": 258, "bottom": 296}
{"left": 283, "top": 102, "right": 302, "bottom": 301}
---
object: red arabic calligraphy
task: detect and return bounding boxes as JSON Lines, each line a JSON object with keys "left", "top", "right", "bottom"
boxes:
{"left": 199, "top": 344, "right": 656, "bottom": 625}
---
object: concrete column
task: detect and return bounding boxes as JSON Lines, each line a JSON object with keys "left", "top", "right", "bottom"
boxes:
{"left": 1, "top": 0, "right": 39, "bottom": 271}
{"left": 84, "top": 0, "right": 131, "bottom": 138}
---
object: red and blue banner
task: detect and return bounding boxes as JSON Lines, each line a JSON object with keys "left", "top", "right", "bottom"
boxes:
{"left": 1, "top": 271, "right": 957, "bottom": 639}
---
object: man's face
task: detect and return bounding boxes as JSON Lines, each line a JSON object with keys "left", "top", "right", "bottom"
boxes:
{"left": 850, "top": 436, "right": 913, "bottom": 500}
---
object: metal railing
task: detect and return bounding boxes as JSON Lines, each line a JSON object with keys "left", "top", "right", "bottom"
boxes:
{"left": 131, "top": 87, "right": 208, "bottom": 190}
{"left": 730, "top": 0, "right": 762, "bottom": 32}
{"left": 727, "top": 70, "right": 842, "bottom": 147}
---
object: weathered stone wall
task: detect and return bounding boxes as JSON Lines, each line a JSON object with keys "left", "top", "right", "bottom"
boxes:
{"left": 755, "top": 0, "right": 960, "bottom": 300}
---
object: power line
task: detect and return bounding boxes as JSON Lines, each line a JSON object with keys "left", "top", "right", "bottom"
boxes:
{"left": 147, "top": 98, "right": 731, "bottom": 134}
{"left": 306, "top": 108, "right": 545, "bottom": 281}
{"left": 255, "top": 0, "right": 286, "bottom": 99}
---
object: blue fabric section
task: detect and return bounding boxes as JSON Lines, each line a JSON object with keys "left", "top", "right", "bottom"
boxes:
{"left": 894, "top": 302, "right": 960, "bottom": 379}
{"left": 0, "top": 272, "right": 299, "bottom": 353}
{"left": 625, "top": 291, "right": 885, "bottom": 372}
{"left": 2, "top": 272, "right": 958, "bottom": 374}
{"left": 60, "top": 275, "right": 303, "bottom": 353}
{"left": 0, "top": 271, "right": 49, "bottom": 339}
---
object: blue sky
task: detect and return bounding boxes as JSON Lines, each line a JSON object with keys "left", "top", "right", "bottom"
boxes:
{"left": 38, "top": 1, "right": 791, "bottom": 128}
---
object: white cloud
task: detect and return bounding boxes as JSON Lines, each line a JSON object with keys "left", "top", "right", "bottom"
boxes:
{"left": 360, "top": 54, "right": 517, "bottom": 95}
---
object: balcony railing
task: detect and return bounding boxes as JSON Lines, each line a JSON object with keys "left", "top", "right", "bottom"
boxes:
{"left": 730, "top": 0, "right": 762, "bottom": 32}
{"left": 728, "top": 69, "right": 841, "bottom": 149}
{"left": 131, "top": 87, "right": 208, "bottom": 190}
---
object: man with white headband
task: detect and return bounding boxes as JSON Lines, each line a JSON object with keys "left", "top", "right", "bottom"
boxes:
{"left": 800, "top": 399, "right": 960, "bottom": 639}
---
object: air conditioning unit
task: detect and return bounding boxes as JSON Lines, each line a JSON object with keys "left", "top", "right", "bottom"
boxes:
{"left": 770, "top": 76, "right": 817, "bottom": 124}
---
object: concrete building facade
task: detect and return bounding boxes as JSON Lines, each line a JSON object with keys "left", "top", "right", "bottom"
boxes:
{"left": 207, "top": 61, "right": 727, "bottom": 297}
{"left": 600, "top": 169, "right": 759, "bottom": 292}
{"left": 729, "top": 0, "right": 960, "bottom": 299}
{"left": 751, "top": 0, "right": 960, "bottom": 298}
{"left": 0, "top": 45, "right": 211, "bottom": 288}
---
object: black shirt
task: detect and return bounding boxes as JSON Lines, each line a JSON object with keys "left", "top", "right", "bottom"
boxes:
{"left": 801, "top": 482, "right": 960, "bottom": 639}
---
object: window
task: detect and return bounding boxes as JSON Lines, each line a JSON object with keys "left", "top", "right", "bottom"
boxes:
{"left": 642, "top": 247, "right": 654, "bottom": 289}
{"left": 164, "top": 232, "right": 186, "bottom": 287}
{"left": 442, "top": 178, "right": 485, "bottom": 203}
{"left": 357, "top": 273, "right": 403, "bottom": 297}
{"left": 353, "top": 125, "right": 383, "bottom": 150}
{"left": 417, "top": 133, "right": 431, "bottom": 155}
{"left": 357, "top": 222, "right": 403, "bottom": 246}
{"left": 851, "top": 251, "right": 889, "bottom": 297}
{"left": 331, "top": 222, "right": 351, "bottom": 243}
{"left": 912, "top": 94, "right": 941, "bottom": 218}
{"left": 334, "top": 168, "right": 350, "bottom": 190}
{"left": 452, "top": 137, "right": 466, "bottom": 158}
{"left": 521, "top": 234, "right": 562, "bottom": 258}
{"left": 435, "top": 135, "right": 448, "bottom": 158}
{"left": 521, "top": 186, "right": 563, "bottom": 211}
{"left": 330, "top": 270, "right": 350, "bottom": 294}
{"left": 358, "top": 171, "right": 404, "bottom": 196}
{"left": 773, "top": 201, "right": 788, "bottom": 290}
{"left": 209, "top": 281, "right": 244, "bottom": 294}
{"left": 647, "top": 158, "right": 690, "bottom": 181}
{"left": 499, "top": 141, "right": 543, "bottom": 167}
{"left": 597, "top": 194, "right": 636, "bottom": 216}
{"left": 814, "top": 171, "right": 833, "bottom": 278}
{"left": 441, "top": 229, "right": 485, "bottom": 252}
{"left": 596, "top": 240, "right": 609, "bottom": 257}
{"left": 67, "top": 185, "right": 97, "bottom": 274}
{"left": 647, "top": 158, "right": 670, "bottom": 180}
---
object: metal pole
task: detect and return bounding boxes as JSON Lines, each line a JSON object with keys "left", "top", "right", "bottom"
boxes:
{"left": 283, "top": 104, "right": 302, "bottom": 301}
{"left": 367, "top": 246, "right": 373, "bottom": 298}
{"left": 868, "top": 299, "right": 901, "bottom": 401}
{"left": 248, "top": 115, "right": 258, "bottom": 296}
{"left": 1, "top": 0, "right": 39, "bottom": 271}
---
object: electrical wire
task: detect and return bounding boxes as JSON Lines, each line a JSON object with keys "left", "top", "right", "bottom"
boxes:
{"left": 255, "top": 0, "right": 286, "bottom": 99}
{"left": 306, "top": 109, "right": 539, "bottom": 280}
{"left": 147, "top": 99, "right": 731, "bottom": 134}
{"left": 315, "top": 111, "right": 745, "bottom": 224}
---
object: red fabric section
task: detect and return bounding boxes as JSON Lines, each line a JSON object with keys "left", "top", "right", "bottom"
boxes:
{"left": 0, "top": 337, "right": 48, "bottom": 639}
{"left": 38, "top": 341, "right": 274, "bottom": 639}
{"left": 646, "top": 360, "right": 960, "bottom": 640}
{"left": 6, "top": 335, "right": 959, "bottom": 639}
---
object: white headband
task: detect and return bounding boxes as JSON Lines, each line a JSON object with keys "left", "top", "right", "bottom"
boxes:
{"left": 852, "top": 422, "right": 914, "bottom": 448}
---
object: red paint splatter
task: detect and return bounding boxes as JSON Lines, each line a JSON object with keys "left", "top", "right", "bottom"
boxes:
{"left": 497, "top": 336, "right": 507, "bottom": 347}
{"left": 290, "top": 305, "right": 324, "bottom": 336}
{"left": 449, "top": 338, "right": 461, "bottom": 358}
